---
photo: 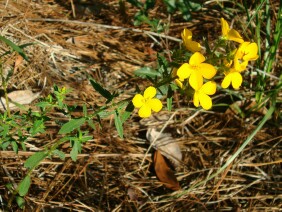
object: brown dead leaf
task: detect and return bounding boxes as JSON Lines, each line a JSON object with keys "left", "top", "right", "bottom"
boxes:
{"left": 0, "top": 90, "right": 40, "bottom": 111}
{"left": 154, "top": 150, "right": 181, "bottom": 191}
{"left": 147, "top": 128, "right": 182, "bottom": 167}
{"left": 14, "top": 55, "right": 23, "bottom": 72}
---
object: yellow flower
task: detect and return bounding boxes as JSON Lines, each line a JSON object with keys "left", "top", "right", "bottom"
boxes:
{"left": 193, "top": 81, "right": 216, "bottom": 110}
{"left": 132, "top": 86, "right": 163, "bottom": 118}
{"left": 221, "top": 68, "right": 243, "bottom": 89}
{"left": 177, "top": 52, "right": 217, "bottom": 90}
{"left": 234, "top": 42, "right": 259, "bottom": 71}
{"left": 181, "top": 28, "right": 201, "bottom": 52}
{"left": 221, "top": 18, "right": 244, "bottom": 43}
{"left": 222, "top": 42, "right": 258, "bottom": 89}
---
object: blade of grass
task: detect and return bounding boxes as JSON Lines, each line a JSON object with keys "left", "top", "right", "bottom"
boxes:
{"left": 0, "top": 36, "right": 28, "bottom": 61}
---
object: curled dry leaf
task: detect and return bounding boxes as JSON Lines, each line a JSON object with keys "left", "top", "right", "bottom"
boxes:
{"left": 146, "top": 128, "right": 182, "bottom": 167}
{"left": 0, "top": 90, "right": 40, "bottom": 111}
{"left": 154, "top": 150, "right": 181, "bottom": 191}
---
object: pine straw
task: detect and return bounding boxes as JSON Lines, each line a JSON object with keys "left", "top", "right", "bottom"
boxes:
{"left": 0, "top": 0, "right": 281, "bottom": 211}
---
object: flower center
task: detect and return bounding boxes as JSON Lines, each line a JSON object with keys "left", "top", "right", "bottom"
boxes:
{"left": 191, "top": 65, "right": 199, "bottom": 71}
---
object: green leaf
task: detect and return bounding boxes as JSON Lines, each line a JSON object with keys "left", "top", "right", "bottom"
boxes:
{"left": 1, "top": 141, "right": 10, "bottom": 150}
{"left": 11, "top": 141, "right": 18, "bottom": 154}
{"left": 0, "top": 124, "right": 9, "bottom": 137}
{"left": 52, "top": 149, "right": 65, "bottom": 160}
{"left": 70, "top": 140, "right": 81, "bottom": 161}
{"left": 167, "top": 97, "right": 172, "bottom": 112}
{"left": 144, "top": 0, "right": 155, "bottom": 10}
{"left": 18, "top": 175, "right": 31, "bottom": 196}
{"left": 0, "top": 35, "right": 28, "bottom": 61}
{"left": 58, "top": 118, "right": 86, "bottom": 134}
{"left": 83, "top": 104, "right": 87, "bottom": 117}
{"left": 30, "top": 119, "right": 45, "bottom": 136}
{"left": 97, "top": 109, "right": 115, "bottom": 118}
{"left": 114, "top": 110, "right": 123, "bottom": 139}
{"left": 1, "top": 43, "right": 33, "bottom": 59}
{"left": 6, "top": 183, "right": 13, "bottom": 191}
{"left": 36, "top": 101, "right": 53, "bottom": 108}
{"left": 120, "top": 102, "right": 134, "bottom": 123}
{"left": 89, "top": 79, "right": 113, "bottom": 102}
{"left": 167, "top": 85, "right": 173, "bottom": 112}
{"left": 87, "top": 120, "right": 96, "bottom": 130}
{"left": 16, "top": 196, "right": 25, "bottom": 209}
{"left": 163, "top": 0, "right": 176, "bottom": 13}
{"left": 80, "top": 135, "right": 93, "bottom": 143}
{"left": 134, "top": 67, "right": 161, "bottom": 78}
{"left": 21, "top": 142, "right": 26, "bottom": 151}
{"left": 24, "top": 151, "right": 47, "bottom": 169}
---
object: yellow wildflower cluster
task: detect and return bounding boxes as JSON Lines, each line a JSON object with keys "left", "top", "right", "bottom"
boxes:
{"left": 175, "top": 18, "right": 259, "bottom": 110}
{"left": 132, "top": 18, "right": 259, "bottom": 118}
{"left": 220, "top": 18, "right": 259, "bottom": 89}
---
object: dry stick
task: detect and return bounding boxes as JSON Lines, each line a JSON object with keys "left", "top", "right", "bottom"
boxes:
{"left": 139, "top": 111, "right": 177, "bottom": 169}
{"left": 70, "top": 0, "right": 76, "bottom": 18}
{"left": 238, "top": 159, "right": 282, "bottom": 167}
{"left": 26, "top": 18, "right": 182, "bottom": 43}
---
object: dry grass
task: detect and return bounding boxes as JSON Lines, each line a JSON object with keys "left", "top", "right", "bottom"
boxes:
{"left": 0, "top": 0, "right": 281, "bottom": 211}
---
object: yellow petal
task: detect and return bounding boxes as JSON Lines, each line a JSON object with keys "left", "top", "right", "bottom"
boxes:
{"left": 138, "top": 105, "right": 151, "bottom": 118}
{"left": 231, "top": 72, "right": 243, "bottom": 89}
{"left": 175, "top": 78, "right": 183, "bottom": 88}
{"left": 221, "top": 73, "right": 232, "bottom": 89}
{"left": 221, "top": 18, "right": 229, "bottom": 36}
{"left": 200, "top": 81, "right": 216, "bottom": 95}
{"left": 181, "top": 28, "right": 192, "bottom": 40}
{"left": 199, "top": 63, "right": 217, "bottom": 79}
{"left": 189, "top": 52, "right": 205, "bottom": 65}
{"left": 189, "top": 71, "right": 203, "bottom": 90}
{"left": 184, "top": 40, "right": 201, "bottom": 52}
{"left": 239, "top": 42, "right": 249, "bottom": 51}
{"left": 199, "top": 93, "right": 213, "bottom": 110}
{"left": 227, "top": 29, "right": 244, "bottom": 43}
{"left": 243, "top": 42, "right": 259, "bottom": 61}
{"left": 177, "top": 63, "right": 192, "bottom": 80}
{"left": 143, "top": 86, "right": 156, "bottom": 99}
{"left": 193, "top": 91, "right": 200, "bottom": 107}
{"left": 132, "top": 94, "right": 144, "bottom": 108}
{"left": 234, "top": 58, "right": 248, "bottom": 71}
{"left": 147, "top": 98, "right": 163, "bottom": 112}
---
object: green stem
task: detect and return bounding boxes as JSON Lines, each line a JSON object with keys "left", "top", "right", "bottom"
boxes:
{"left": 0, "top": 61, "right": 10, "bottom": 117}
